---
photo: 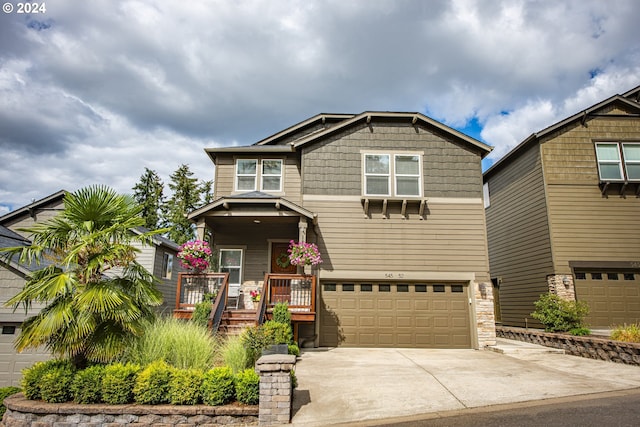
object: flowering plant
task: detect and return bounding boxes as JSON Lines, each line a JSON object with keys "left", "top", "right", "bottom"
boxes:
{"left": 288, "top": 240, "right": 323, "bottom": 266}
{"left": 250, "top": 290, "right": 261, "bottom": 302}
{"left": 177, "top": 240, "right": 212, "bottom": 272}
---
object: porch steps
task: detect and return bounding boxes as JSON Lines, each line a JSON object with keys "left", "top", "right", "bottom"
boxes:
{"left": 217, "top": 309, "right": 257, "bottom": 336}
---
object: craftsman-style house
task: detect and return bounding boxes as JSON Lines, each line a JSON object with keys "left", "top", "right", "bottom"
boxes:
{"left": 185, "top": 112, "right": 497, "bottom": 349}
{"left": 484, "top": 85, "right": 640, "bottom": 328}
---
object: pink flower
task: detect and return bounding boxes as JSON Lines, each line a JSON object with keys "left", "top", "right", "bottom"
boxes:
{"left": 177, "top": 240, "right": 212, "bottom": 272}
{"left": 288, "top": 240, "right": 323, "bottom": 266}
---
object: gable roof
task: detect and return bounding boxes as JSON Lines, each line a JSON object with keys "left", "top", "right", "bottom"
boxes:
{"left": 0, "top": 189, "right": 67, "bottom": 224}
{"left": 0, "top": 225, "right": 49, "bottom": 274}
{"left": 484, "top": 86, "right": 640, "bottom": 180}
{"left": 204, "top": 111, "right": 493, "bottom": 161}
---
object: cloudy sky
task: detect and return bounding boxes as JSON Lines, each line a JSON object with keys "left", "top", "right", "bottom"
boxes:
{"left": 1, "top": 0, "right": 639, "bottom": 214}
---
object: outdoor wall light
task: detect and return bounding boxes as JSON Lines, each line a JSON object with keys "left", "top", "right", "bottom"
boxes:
{"left": 563, "top": 277, "right": 571, "bottom": 288}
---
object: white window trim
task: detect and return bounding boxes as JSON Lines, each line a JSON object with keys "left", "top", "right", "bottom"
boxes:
{"left": 218, "top": 247, "right": 244, "bottom": 285}
{"left": 362, "top": 151, "right": 423, "bottom": 198}
{"left": 393, "top": 153, "right": 422, "bottom": 197}
{"left": 161, "top": 253, "right": 173, "bottom": 279}
{"left": 483, "top": 182, "right": 490, "bottom": 209}
{"left": 260, "top": 159, "right": 283, "bottom": 192}
{"left": 235, "top": 159, "right": 258, "bottom": 192}
{"left": 234, "top": 158, "right": 285, "bottom": 193}
{"left": 364, "top": 153, "right": 391, "bottom": 197}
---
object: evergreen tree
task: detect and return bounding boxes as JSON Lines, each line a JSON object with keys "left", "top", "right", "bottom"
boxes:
{"left": 200, "top": 180, "right": 215, "bottom": 206}
{"left": 165, "top": 164, "right": 201, "bottom": 244}
{"left": 132, "top": 168, "right": 164, "bottom": 230}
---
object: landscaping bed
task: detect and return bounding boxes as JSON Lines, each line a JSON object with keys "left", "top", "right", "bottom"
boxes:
{"left": 2, "top": 392, "right": 258, "bottom": 426}
{"left": 497, "top": 325, "right": 640, "bottom": 365}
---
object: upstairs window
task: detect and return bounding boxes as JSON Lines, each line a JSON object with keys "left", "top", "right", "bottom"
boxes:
{"left": 595, "top": 142, "right": 640, "bottom": 182}
{"left": 363, "top": 152, "right": 422, "bottom": 197}
{"left": 236, "top": 159, "right": 257, "bottom": 191}
{"left": 235, "top": 158, "right": 283, "bottom": 192}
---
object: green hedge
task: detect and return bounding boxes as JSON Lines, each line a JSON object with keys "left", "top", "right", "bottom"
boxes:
{"left": 201, "top": 367, "right": 235, "bottom": 406}
{"left": 0, "top": 386, "right": 21, "bottom": 418}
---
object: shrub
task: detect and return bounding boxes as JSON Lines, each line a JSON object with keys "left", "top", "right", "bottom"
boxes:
{"left": 124, "top": 317, "right": 216, "bottom": 370}
{"left": 242, "top": 326, "right": 271, "bottom": 367}
{"left": 40, "top": 363, "right": 75, "bottom": 403}
{"left": 72, "top": 365, "right": 105, "bottom": 403}
{"left": 273, "top": 302, "right": 291, "bottom": 325}
{"left": 531, "top": 293, "right": 589, "bottom": 332}
{"left": 291, "top": 370, "right": 298, "bottom": 389}
{"left": 0, "top": 386, "right": 21, "bottom": 418}
{"left": 611, "top": 324, "right": 640, "bottom": 343}
{"left": 569, "top": 327, "right": 591, "bottom": 336}
{"left": 134, "top": 360, "right": 172, "bottom": 405}
{"left": 262, "top": 320, "right": 292, "bottom": 345}
{"left": 220, "top": 335, "right": 249, "bottom": 374}
{"left": 201, "top": 367, "right": 235, "bottom": 406}
{"left": 102, "top": 363, "right": 141, "bottom": 404}
{"left": 191, "top": 292, "right": 216, "bottom": 328}
{"left": 288, "top": 343, "right": 300, "bottom": 357}
{"left": 235, "top": 369, "right": 259, "bottom": 405}
{"left": 169, "top": 368, "right": 203, "bottom": 405}
{"left": 21, "top": 359, "right": 71, "bottom": 400}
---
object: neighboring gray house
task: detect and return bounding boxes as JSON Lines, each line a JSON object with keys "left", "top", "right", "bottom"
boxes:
{"left": 188, "top": 111, "right": 497, "bottom": 349}
{"left": 0, "top": 191, "right": 182, "bottom": 386}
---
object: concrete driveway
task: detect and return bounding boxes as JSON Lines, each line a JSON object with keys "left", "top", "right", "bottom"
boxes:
{"left": 290, "top": 340, "right": 640, "bottom": 426}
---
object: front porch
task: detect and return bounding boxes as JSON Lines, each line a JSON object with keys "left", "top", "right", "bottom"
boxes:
{"left": 173, "top": 272, "right": 316, "bottom": 343}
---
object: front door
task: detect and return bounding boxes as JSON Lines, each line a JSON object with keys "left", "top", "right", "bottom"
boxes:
{"left": 271, "top": 242, "right": 297, "bottom": 274}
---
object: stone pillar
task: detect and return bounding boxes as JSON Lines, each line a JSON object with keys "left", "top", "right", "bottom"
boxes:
{"left": 475, "top": 281, "right": 497, "bottom": 348}
{"left": 547, "top": 274, "right": 576, "bottom": 301}
{"left": 256, "top": 354, "right": 296, "bottom": 426}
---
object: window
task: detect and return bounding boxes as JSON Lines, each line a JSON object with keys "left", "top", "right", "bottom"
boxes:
{"left": 575, "top": 272, "right": 586, "bottom": 280}
{"left": 395, "top": 155, "right": 420, "bottom": 196}
{"left": 361, "top": 284, "right": 372, "bottom": 292}
{"left": 624, "top": 273, "right": 635, "bottom": 281}
{"left": 342, "top": 284, "right": 355, "bottom": 291}
{"left": 433, "top": 285, "right": 445, "bottom": 292}
{"left": 415, "top": 284, "right": 427, "bottom": 292}
{"left": 261, "top": 159, "right": 283, "bottom": 191}
{"left": 595, "top": 142, "right": 640, "bottom": 182}
{"left": 363, "top": 152, "right": 422, "bottom": 197}
{"left": 591, "top": 273, "right": 602, "bottom": 280}
{"left": 324, "top": 283, "right": 337, "bottom": 291}
{"left": 364, "top": 154, "right": 390, "bottom": 195}
{"left": 219, "top": 249, "right": 243, "bottom": 285}
{"left": 622, "top": 144, "right": 640, "bottom": 180}
{"left": 235, "top": 158, "right": 284, "bottom": 192}
{"left": 161, "top": 253, "right": 173, "bottom": 279}
{"left": 236, "top": 159, "right": 257, "bottom": 191}
{"left": 607, "top": 273, "right": 619, "bottom": 280}
{"left": 483, "top": 182, "right": 490, "bottom": 208}
{"left": 2, "top": 325, "right": 16, "bottom": 335}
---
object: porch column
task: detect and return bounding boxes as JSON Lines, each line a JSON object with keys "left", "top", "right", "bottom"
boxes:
{"left": 195, "top": 218, "right": 207, "bottom": 242}
{"left": 298, "top": 217, "right": 307, "bottom": 243}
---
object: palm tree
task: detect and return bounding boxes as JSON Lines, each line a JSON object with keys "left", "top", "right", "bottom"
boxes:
{"left": 2, "top": 185, "right": 164, "bottom": 368}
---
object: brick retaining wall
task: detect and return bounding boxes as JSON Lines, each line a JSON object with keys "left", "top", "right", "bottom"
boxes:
{"left": 497, "top": 326, "right": 640, "bottom": 365}
{"left": 1, "top": 393, "right": 258, "bottom": 427}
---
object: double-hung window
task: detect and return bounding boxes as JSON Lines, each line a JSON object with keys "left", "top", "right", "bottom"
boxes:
{"left": 235, "top": 159, "right": 283, "bottom": 192}
{"left": 219, "top": 249, "right": 243, "bottom": 285}
{"left": 595, "top": 142, "right": 640, "bottom": 181}
{"left": 364, "top": 152, "right": 422, "bottom": 197}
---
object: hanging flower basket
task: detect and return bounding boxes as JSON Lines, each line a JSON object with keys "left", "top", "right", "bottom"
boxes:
{"left": 177, "top": 240, "right": 212, "bottom": 273}
{"left": 288, "top": 240, "right": 323, "bottom": 266}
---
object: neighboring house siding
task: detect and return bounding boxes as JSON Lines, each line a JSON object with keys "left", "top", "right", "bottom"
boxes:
{"left": 214, "top": 154, "right": 302, "bottom": 203}
{"left": 302, "top": 122, "right": 483, "bottom": 198}
{"left": 2, "top": 201, "right": 64, "bottom": 239}
{"left": 303, "top": 199, "right": 490, "bottom": 282}
{"left": 541, "top": 114, "right": 640, "bottom": 273}
{"left": 485, "top": 142, "right": 553, "bottom": 327}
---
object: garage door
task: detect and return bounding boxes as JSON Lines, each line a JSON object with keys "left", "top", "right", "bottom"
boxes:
{"left": 319, "top": 282, "right": 471, "bottom": 348}
{"left": 0, "top": 324, "right": 52, "bottom": 387}
{"left": 574, "top": 270, "right": 640, "bottom": 328}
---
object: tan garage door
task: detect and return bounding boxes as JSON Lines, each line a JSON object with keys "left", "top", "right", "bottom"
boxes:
{"left": 0, "top": 324, "right": 52, "bottom": 387}
{"left": 574, "top": 271, "right": 640, "bottom": 328}
{"left": 319, "top": 282, "right": 471, "bottom": 348}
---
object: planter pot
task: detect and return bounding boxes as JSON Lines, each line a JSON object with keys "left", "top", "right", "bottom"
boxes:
{"left": 262, "top": 344, "right": 289, "bottom": 356}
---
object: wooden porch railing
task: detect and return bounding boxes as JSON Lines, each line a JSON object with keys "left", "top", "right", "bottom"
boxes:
{"left": 173, "top": 272, "right": 229, "bottom": 319}
{"left": 257, "top": 273, "right": 316, "bottom": 325}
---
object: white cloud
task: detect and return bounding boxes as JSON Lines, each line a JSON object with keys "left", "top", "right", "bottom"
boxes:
{"left": 0, "top": 0, "right": 639, "bottom": 210}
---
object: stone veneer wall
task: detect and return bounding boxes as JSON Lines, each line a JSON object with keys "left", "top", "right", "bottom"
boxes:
{"left": 546, "top": 274, "right": 576, "bottom": 301}
{"left": 1, "top": 394, "right": 258, "bottom": 427}
{"left": 475, "top": 281, "right": 497, "bottom": 348}
{"left": 497, "top": 326, "right": 640, "bottom": 365}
